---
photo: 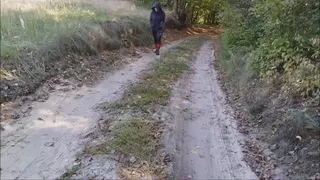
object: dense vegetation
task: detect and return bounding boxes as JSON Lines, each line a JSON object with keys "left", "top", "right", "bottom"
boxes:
{"left": 218, "top": 0, "right": 320, "bottom": 178}
{"left": 135, "top": 0, "right": 220, "bottom": 25}
{"left": 220, "top": 0, "right": 319, "bottom": 101}
{"left": 137, "top": 0, "right": 319, "bottom": 100}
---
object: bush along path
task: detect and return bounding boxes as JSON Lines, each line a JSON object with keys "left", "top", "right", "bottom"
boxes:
{"left": 0, "top": 39, "right": 183, "bottom": 180}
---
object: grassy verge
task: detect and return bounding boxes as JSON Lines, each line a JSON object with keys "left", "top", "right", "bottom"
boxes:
{"left": 0, "top": 1, "right": 152, "bottom": 103}
{"left": 85, "top": 38, "right": 205, "bottom": 179}
{"left": 105, "top": 39, "right": 203, "bottom": 111}
{"left": 109, "top": 119, "right": 162, "bottom": 162}
{"left": 217, "top": 35, "right": 320, "bottom": 179}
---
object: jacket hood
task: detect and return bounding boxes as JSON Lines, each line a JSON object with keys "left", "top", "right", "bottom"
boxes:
{"left": 152, "top": 2, "right": 162, "bottom": 10}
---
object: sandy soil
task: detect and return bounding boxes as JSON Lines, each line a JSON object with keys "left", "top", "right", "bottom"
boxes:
{"left": 167, "top": 41, "right": 258, "bottom": 179}
{"left": 0, "top": 41, "right": 182, "bottom": 179}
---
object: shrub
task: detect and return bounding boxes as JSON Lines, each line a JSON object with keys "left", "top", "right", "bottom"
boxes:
{"left": 219, "top": 0, "right": 320, "bottom": 101}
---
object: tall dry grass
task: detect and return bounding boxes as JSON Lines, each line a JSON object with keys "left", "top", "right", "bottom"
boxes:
{"left": 0, "top": 0, "right": 152, "bottom": 102}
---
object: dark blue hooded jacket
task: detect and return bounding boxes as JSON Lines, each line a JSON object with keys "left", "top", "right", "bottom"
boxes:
{"left": 150, "top": 2, "right": 165, "bottom": 31}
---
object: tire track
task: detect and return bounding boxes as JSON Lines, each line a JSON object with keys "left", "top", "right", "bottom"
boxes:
{"left": 169, "top": 40, "right": 258, "bottom": 179}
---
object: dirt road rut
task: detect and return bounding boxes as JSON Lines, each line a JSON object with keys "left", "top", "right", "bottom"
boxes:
{"left": 169, "top": 41, "right": 257, "bottom": 179}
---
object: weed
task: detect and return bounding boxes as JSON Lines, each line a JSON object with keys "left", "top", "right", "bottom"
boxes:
{"left": 59, "top": 164, "right": 81, "bottom": 180}
{"left": 82, "top": 144, "right": 112, "bottom": 156}
{"left": 287, "top": 109, "right": 320, "bottom": 133}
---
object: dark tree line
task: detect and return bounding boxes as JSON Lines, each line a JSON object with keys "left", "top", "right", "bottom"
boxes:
{"left": 136, "top": 0, "right": 221, "bottom": 25}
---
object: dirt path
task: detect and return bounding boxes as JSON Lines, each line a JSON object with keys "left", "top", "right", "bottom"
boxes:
{"left": 0, "top": 41, "right": 182, "bottom": 180}
{"left": 168, "top": 41, "right": 258, "bottom": 179}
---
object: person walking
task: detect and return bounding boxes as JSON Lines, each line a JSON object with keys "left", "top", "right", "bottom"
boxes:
{"left": 150, "top": 1, "right": 165, "bottom": 55}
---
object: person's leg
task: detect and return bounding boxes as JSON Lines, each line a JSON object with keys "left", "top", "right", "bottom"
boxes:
{"left": 152, "top": 30, "right": 157, "bottom": 52}
{"left": 155, "top": 30, "right": 163, "bottom": 55}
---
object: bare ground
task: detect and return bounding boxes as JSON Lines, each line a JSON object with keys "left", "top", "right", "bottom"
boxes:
{"left": 0, "top": 40, "right": 182, "bottom": 179}
{"left": 165, "top": 40, "right": 257, "bottom": 179}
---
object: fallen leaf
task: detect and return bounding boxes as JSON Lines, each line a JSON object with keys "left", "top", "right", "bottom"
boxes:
{"left": 191, "top": 150, "right": 198, "bottom": 154}
{"left": 296, "top": 135, "right": 302, "bottom": 141}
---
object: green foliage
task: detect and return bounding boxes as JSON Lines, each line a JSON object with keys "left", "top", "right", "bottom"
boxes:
{"left": 134, "top": 0, "right": 221, "bottom": 25}
{"left": 218, "top": 2, "right": 243, "bottom": 28}
{"left": 219, "top": 0, "right": 320, "bottom": 100}
{"left": 134, "top": 0, "right": 166, "bottom": 8}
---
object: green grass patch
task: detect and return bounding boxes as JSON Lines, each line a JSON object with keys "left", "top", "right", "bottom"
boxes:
{"left": 80, "top": 119, "right": 161, "bottom": 163}
{"left": 108, "top": 119, "right": 161, "bottom": 162}
{"left": 105, "top": 38, "right": 204, "bottom": 111}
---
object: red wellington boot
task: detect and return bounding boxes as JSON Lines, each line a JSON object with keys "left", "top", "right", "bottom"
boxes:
{"left": 153, "top": 44, "right": 157, "bottom": 53}
{"left": 155, "top": 44, "right": 160, "bottom": 55}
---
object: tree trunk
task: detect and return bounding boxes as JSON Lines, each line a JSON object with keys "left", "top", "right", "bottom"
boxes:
{"left": 190, "top": 5, "right": 195, "bottom": 24}
{"left": 173, "top": 0, "right": 179, "bottom": 17}
{"left": 166, "top": 0, "right": 172, "bottom": 9}
{"left": 193, "top": 10, "right": 198, "bottom": 24}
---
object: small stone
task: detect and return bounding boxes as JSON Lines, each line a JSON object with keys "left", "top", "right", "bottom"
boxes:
{"left": 310, "top": 173, "right": 320, "bottom": 180}
{"left": 187, "top": 175, "right": 192, "bottom": 179}
{"left": 129, "top": 156, "right": 136, "bottom": 163}
{"left": 288, "top": 151, "right": 295, "bottom": 156}
{"left": 11, "top": 113, "right": 20, "bottom": 119}
{"left": 38, "top": 118, "right": 44, "bottom": 121}
{"left": 270, "top": 144, "right": 277, "bottom": 151}
{"left": 44, "top": 142, "right": 54, "bottom": 147}
{"left": 21, "top": 106, "right": 32, "bottom": 113}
